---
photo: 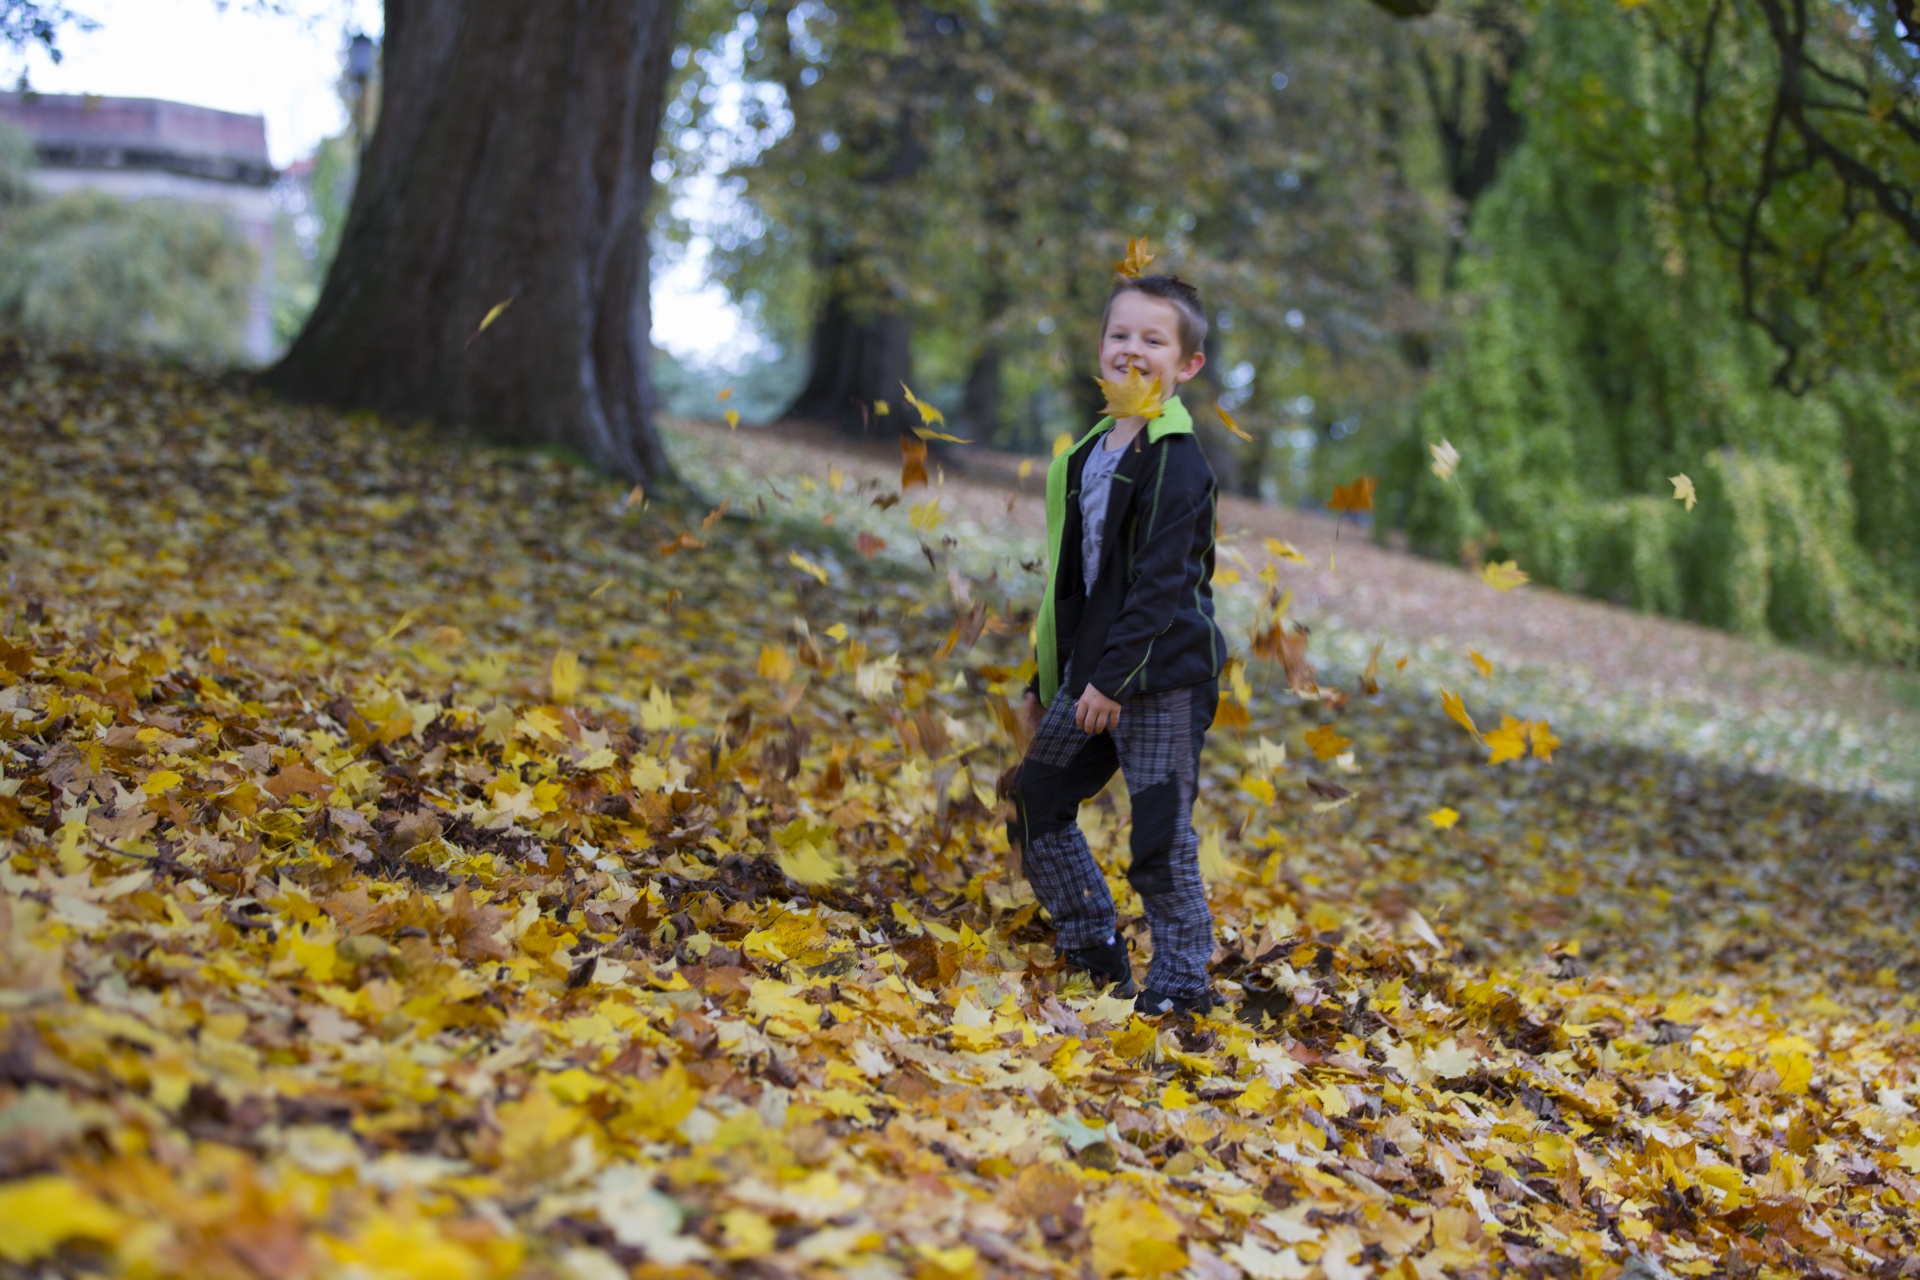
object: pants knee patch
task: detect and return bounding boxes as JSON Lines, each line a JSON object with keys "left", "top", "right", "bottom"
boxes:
{"left": 1010, "top": 764, "right": 1078, "bottom": 847}
{"left": 1127, "top": 780, "right": 1181, "bottom": 897}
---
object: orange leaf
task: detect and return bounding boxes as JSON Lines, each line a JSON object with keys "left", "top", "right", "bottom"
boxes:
{"left": 856, "top": 531, "right": 887, "bottom": 559}
{"left": 1216, "top": 402, "right": 1253, "bottom": 442}
{"left": 658, "top": 531, "right": 706, "bottom": 556}
{"left": 1328, "top": 475, "right": 1377, "bottom": 515}
{"left": 901, "top": 435, "right": 929, "bottom": 491}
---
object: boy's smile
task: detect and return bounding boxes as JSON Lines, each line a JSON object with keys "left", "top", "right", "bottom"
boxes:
{"left": 1099, "top": 291, "right": 1206, "bottom": 421}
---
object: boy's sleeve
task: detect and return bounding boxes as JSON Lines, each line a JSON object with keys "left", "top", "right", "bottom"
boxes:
{"left": 1087, "top": 456, "right": 1209, "bottom": 701}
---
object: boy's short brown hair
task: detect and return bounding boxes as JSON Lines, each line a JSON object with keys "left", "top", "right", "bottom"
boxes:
{"left": 1103, "top": 274, "right": 1208, "bottom": 360}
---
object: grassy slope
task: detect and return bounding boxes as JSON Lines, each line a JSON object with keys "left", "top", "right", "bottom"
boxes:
{"left": 1, "top": 345, "right": 1918, "bottom": 1279}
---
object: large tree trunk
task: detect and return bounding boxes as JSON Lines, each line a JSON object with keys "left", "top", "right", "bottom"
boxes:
{"left": 785, "top": 281, "right": 913, "bottom": 435}
{"left": 267, "top": 1, "right": 678, "bottom": 484}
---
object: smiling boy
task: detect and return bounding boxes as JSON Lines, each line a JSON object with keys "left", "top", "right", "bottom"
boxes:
{"left": 1009, "top": 274, "right": 1227, "bottom": 1016}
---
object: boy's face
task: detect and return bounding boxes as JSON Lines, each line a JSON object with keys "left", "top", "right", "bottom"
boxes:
{"left": 1100, "top": 291, "right": 1206, "bottom": 407}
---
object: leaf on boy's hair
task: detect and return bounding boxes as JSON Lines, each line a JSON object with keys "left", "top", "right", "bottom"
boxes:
{"left": 901, "top": 436, "right": 929, "bottom": 491}
{"left": 1216, "top": 402, "right": 1253, "bottom": 442}
{"left": 1095, "top": 366, "right": 1165, "bottom": 421}
{"left": 1328, "top": 475, "right": 1376, "bottom": 515}
{"left": 1114, "top": 235, "right": 1156, "bottom": 278}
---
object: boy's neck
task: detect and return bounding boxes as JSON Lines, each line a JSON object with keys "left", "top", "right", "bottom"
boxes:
{"left": 1107, "top": 417, "right": 1148, "bottom": 448}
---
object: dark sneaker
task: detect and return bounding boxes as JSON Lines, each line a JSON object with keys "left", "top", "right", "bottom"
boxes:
{"left": 1061, "top": 936, "right": 1137, "bottom": 998}
{"left": 1136, "top": 986, "right": 1216, "bottom": 1017}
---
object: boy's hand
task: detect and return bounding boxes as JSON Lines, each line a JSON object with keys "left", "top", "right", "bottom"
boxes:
{"left": 1021, "top": 690, "right": 1044, "bottom": 735}
{"left": 1075, "top": 685, "right": 1122, "bottom": 735}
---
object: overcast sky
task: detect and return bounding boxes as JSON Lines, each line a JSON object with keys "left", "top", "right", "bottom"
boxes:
{"left": 7, "top": 0, "right": 748, "bottom": 364}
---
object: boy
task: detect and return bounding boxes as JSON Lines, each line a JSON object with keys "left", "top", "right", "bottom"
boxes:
{"left": 1009, "top": 274, "right": 1227, "bottom": 1017}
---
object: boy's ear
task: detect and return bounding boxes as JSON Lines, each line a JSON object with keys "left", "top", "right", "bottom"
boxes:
{"left": 1175, "top": 350, "right": 1206, "bottom": 384}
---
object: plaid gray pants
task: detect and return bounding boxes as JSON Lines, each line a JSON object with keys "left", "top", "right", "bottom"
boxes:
{"left": 1009, "top": 670, "right": 1218, "bottom": 999}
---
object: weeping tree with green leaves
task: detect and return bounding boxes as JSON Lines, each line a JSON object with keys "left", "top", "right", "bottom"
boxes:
{"left": 1379, "top": 0, "right": 1920, "bottom": 663}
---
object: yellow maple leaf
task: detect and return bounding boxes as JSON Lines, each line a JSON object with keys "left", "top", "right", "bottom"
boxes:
{"left": 1529, "top": 720, "right": 1560, "bottom": 762}
{"left": 1427, "top": 807, "right": 1460, "bottom": 829}
{"left": 324, "top": 1214, "right": 486, "bottom": 1280}
{"left": 777, "top": 837, "right": 844, "bottom": 887}
{"left": 1327, "top": 474, "right": 1376, "bottom": 515}
{"left": 1216, "top": 401, "right": 1253, "bottom": 442}
{"left": 0, "top": 1175, "right": 128, "bottom": 1262}
{"left": 549, "top": 648, "right": 581, "bottom": 705}
{"left": 1107, "top": 1016, "right": 1159, "bottom": 1058}
{"left": 1440, "top": 688, "right": 1480, "bottom": 738}
{"left": 1468, "top": 650, "right": 1493, "bottom": 678}
{"left": 142, "top": 768, "right": 184, "bottom": 797}
{"left": 1114, "top": 234, "right": 1155, "bottom": 278}
{"left": 1088, "top": 1194, "right": 1186, "bottom": 1278}
{"left": 639, "top": 683, "right": 676, "bottom": 732}
{"left": 909, "top": 499, "right": 946, "bottom": 532}
{"left": 1480, "top": 559, "right": 1530, "bottom": 591}
{"left": 1897, "top": 1134, "right": 1920, "bottom": 1175}
{"left": 1096, "top": 366, "right": 1165, "bottom": 421}
{"left": 1304, "top": 723, "right": 1352, "bottom": 761}
{"left": 1484, "top": 716, "right": 1533, "bottom": 765}
{"left": 1671, "top": 472, "right": 1697, "bottom": 510}
{"left": 1768, "top": 1035, "right": 1815, "bottom": 1095}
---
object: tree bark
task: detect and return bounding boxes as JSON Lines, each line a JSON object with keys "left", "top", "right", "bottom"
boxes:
{"left": 267, "top": 0, "right": 679, "bottom": 484}
{"left": 784, "top": 279, "right": 913, "bottom": 435}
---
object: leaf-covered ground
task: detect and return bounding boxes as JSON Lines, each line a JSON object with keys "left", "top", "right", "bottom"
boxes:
{"left": 3, "top": 341, "right": 1919, "bottom": 1280}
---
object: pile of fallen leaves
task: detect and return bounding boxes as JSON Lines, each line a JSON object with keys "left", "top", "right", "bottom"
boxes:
{"left": 4, "top": 340, "right": 1920, "bottom": 1280}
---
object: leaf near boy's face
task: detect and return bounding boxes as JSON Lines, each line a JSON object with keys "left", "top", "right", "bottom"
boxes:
{"left": 1095, "top": 366, "right": 1165, "bottom": 421}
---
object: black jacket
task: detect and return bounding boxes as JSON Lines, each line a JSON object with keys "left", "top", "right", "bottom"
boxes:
{"left": 1030, "top": 408, "right": 1226, "bottom": 705}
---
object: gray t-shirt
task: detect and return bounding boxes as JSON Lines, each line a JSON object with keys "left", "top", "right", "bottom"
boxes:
{"left": 1079, "top": 436, "right": 1127, "bottom": 593}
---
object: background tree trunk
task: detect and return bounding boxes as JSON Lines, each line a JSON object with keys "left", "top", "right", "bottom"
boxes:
{"left": 267, "top": 0, "right": 679, "bottom": 484}
{"left": 784, "top": 276, "right": 913, "bottom": 435}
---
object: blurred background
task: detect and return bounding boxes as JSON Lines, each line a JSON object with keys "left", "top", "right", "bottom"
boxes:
{"left": 2, "top": 0, "right": 1916, "bottom": 666}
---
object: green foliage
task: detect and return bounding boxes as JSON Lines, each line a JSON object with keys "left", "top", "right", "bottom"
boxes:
{"left": 669, "top": 0, "right": 1452, "bottom": 480}
{"left": 1386, "top": 6, "right": 1920, "bottom": 664}
{"left": 0, "top": 127, "right": 256, "bottom": 362}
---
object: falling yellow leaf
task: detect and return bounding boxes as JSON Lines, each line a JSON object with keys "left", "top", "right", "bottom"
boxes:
{"left": 1217, "top": 402, "right": 1253, "bottom": 442}
{"left": 1304, "top": 723, "right": 1351, "bottom": 761}
{"left": 789, "top": 552, "right": 830, "bottom": 584}
{"left": 1440, "top": 688, "right": 1480, "bottom": 739}
{"left": 1427, "top": 806, "right": 1460, "bottom": 829}
{"left": 1484, "top": 716, "right": 1532, "bottom": 765}
{"left": 1480, "top": 559, "right": 1530, "bottom": 591}
{"left": 1114, "top": 234, "right": 1156, "bottom": 278}
{"left": 717, "top": 387, "right": 733, "bottom": 401}
{"left": 466, "top": 297, "right": 512, "bottom": 346}
{"left": 909, "top": 499, "right": 945, "bottom": 532}
{"left": 549, "top": 648, "right": 581, "bottom": 705}
{"left": 1263, "top": 537, "right": 1308, "bottom": 565}
{"left": 1468, "top": 649, "right": 1493, "bottom": 678}
{"left": 1430, "top": 438, "right": 1461, "bottom": 481}
{"left": 1052, "top": 432, "right": 1074, "bottom": 458}
{"left": 725, "top": 408, "right": 741, "bottom": 430}
{"left": 1018, "top": 458, "right": 1035, "bottom": 480}
{"left": 758, "top": 643, "right": 795, "bottom": 684}
{"left": 1095, "top": 366, "right": 1165, "bottom": 421}
{"left": 1671, "top": 473, "right": 1698, "bottom": 510}
{"left": 1529, "top": 719, "right": 1560, "bottom": 762}
{"left": 902, "top": 383, "right": 970, "bottom": 441}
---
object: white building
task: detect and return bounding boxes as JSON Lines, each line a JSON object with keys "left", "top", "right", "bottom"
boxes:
{"left": 0, "top": 92, "right": 278, "bottom": 361}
